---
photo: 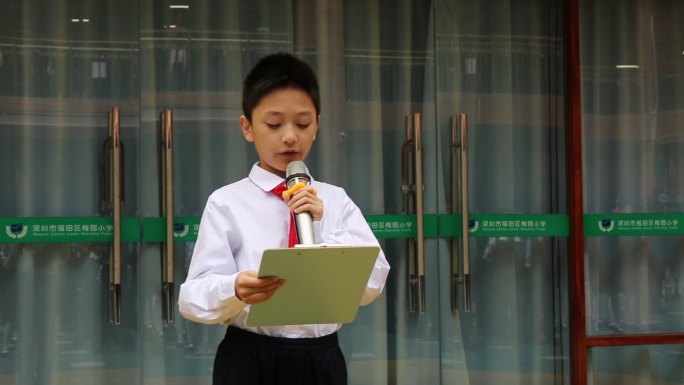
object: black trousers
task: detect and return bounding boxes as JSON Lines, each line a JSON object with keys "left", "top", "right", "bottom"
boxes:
{"left": 213, "top": 326, "right": 348, "bottom": 385}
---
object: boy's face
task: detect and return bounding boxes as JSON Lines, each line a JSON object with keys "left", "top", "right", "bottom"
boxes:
{"left": 240, "top": 87, "right": 319, "bottom": 177}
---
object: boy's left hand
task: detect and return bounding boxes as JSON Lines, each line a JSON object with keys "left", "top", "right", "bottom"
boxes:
{"left": 284, "top": 186, "right": 323, "bottom": 221}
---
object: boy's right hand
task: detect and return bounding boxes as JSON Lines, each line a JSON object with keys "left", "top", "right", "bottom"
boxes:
{"left": 235, "top": 270, "right": 286, "bottom": 305}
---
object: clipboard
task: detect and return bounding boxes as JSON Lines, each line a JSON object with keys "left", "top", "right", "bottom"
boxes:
{"left": 246, "top": 245, "right": 380, "bottom": 327}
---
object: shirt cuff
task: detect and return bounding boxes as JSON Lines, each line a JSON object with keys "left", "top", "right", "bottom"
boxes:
{"left": 314, "top": 220, "right": 324, "bottom": 244}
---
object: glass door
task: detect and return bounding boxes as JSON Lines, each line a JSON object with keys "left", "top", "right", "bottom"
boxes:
{"left": 0, "top": 1, "right": 296, "bottom": 384}
{"left": 136, "top": 1, "right": 295, "bottom": 383}
{"left": 434, "top": 1, "right": 569, "bottom": 384}
{"left": 0, "top": 0, "right": 142, "bottom": 384}
{"left": 579, "top": 0, "right": 684, "bottom": 383}
{"left": 294, "top": 0, "right": 570, "bottom": 384}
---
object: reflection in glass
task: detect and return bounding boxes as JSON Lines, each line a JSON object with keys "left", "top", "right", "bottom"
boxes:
{"left": 138, "top": 1, "right": 294, "bottom": 383}
{"left": 435, "top": 0, "right": 568, "bottom": 384}
{"left": 582, "top": 0, "right": 684, "bottom": 336}
{"left": 292, "top": 0, "right": 569, "bottom": 384}
{"left": 589, "top": 345, "right": 684, "bottom": 385}
{"left": 0, "top": 0, "right": 141, "bottom": 383}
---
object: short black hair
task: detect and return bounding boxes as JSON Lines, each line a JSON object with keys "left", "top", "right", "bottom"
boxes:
{"left": 241, "top": 52, "right": 321, "bottom": 122}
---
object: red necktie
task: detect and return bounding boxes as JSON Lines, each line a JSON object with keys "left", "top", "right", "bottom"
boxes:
{"left": 270, "top": 183, "right": 298, "bottom": 248}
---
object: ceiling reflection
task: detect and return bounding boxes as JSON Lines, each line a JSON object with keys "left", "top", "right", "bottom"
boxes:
{"left": 0, "top": 0, "right": 291, "bottom": 41}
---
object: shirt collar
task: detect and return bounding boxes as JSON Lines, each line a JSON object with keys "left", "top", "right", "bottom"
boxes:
{"left": 248, "top": 163, "right": 284, "bottom": 192}
{"left": 248, "top": 162, "right": 316, "bottom": 192}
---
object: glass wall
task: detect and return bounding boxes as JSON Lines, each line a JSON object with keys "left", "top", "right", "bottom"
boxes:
{"left": 581, "top": 0, "right": 684, "bottom": 336}
{"left": 3, "top": 0, "right": 682, "bottom": 384}
{"left": 589, "top": 345, "right": 684, "bottom": 385}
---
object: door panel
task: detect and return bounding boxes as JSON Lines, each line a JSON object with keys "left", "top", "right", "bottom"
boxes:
{"left": 294, "top": 0, "right": 570, "bottom": 384}
{"left": 435, "top": 1, "right": 569, "bottom": 384}
{"left": 138, "top": 1, "right": 294, "bottom": 383}
{"left": 0, "top": 0, "right": 141, "bottom": 384}
{"left": 294, "top": 1, "right": 441, "bottom": 383}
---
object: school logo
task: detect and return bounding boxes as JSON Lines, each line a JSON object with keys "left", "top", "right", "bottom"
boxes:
{"left": 173, "top": 223, "right": 189, "bottom": 238}
{"left": 468, "top": 219, "right": 479, "bottom": 233}
{"left": 5, "top": 223, "right": 28, "bottom": 239}
{"left": 598, "top": 218, "right": 615, "bottom": 232}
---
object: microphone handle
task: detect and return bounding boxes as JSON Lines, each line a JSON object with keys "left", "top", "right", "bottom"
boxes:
{"left": 294, "top": 212, "right": 315, "bottom": 245}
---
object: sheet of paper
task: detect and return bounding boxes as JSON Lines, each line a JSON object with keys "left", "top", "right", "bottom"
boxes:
{"left": 246, "top": 245, "right": 380, "bottom": 327}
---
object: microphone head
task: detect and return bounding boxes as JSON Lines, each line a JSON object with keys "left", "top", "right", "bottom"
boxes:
{"left": 286, "top": 161, "right": 311, "bottom": 187}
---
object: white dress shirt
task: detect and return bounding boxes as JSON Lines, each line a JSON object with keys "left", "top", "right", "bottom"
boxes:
{"left": 178, "top": 163, "right": 391, "bottom": 338}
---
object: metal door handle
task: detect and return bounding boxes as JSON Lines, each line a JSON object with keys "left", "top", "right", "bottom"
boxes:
{"left": 401, "top": 113, "right": 426, "bottom": 314}
{"left": 450, "top": 117, "right": 460, "bottom": 312}
{"left": 401, "top": 116, "right": 417, "bottom": 313}
{"left": 458, "top": 113, "right": 471, "bottom": 312}
{"left": 160, "top": 109, "right": 175, "bottom": 323}
{"left": 414, "top": 113, "right": 426, "bottom": 314}
{"left": 107, "top": 107, "right": 123, "bottom": 324}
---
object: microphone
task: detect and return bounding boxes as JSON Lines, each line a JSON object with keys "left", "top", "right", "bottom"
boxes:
{"left": 285, "top": 161, "right": 316, "bottom": 245}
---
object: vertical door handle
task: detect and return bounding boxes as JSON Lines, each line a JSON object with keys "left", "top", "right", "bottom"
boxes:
{"left": 108, "top": 107, "right": 123, "bottom": 324}
{"left": 458, "top": 113, "right": 472, "bottom": 312}
{"left": 450, "top": 117, "right": 460, "bottom": 312}
{"left": 401, "top": 116, "right": 417, "bottom": 313}
{"left": 401, "top": 113, "right": 426, "bottom": 314}
{"left": 414, "top": 113, "right": 426, "bottom": 314}
{"left": 160, "top": 109, "right": 175, "bottom": 323}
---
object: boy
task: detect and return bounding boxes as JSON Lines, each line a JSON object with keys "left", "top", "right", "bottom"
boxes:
{"left": 178, "top": 52, "right": 390, "bottom": 385}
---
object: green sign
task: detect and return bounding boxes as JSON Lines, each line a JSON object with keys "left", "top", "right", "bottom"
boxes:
{"left": 439, "top": 214, "right": 569, "bottom": 237}
{"left": 8, "top": 213, "right": 681, "bottom": 243}
{"left": 584, "top": 213, "right": 684, "bottom": 236}
{"left": 143, "top": 217, "right": 201, "bottom": 242}
{"left": 0, "top": 217, "right": 141, "bottom": 243}
{"left": 142, "top": 215, "right": 443, "bottom": 241}
{"left": 365, "top": 214, "right": 439, "bottom": 239}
